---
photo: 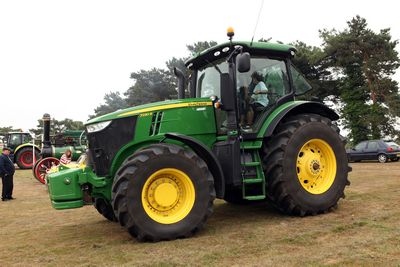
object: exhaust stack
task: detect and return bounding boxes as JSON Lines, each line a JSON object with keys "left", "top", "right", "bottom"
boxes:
{"left": 41, "top": 113, "right": 52, "bottom": 158}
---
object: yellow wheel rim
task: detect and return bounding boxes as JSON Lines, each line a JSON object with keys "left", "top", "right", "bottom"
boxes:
{"left": 142, "top": 168, "right": 195, "bottom": 224}
{"left": 296, "top": 139, "right": 336, "bottom": 194}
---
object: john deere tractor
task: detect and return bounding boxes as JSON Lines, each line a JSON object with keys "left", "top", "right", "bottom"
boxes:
{"left": 47, "top": 29, "right": 351, "bottom": 242}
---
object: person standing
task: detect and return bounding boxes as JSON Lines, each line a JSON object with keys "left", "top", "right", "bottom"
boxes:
{"left": 0, "top": 147, "right": 15, "bottom": 201}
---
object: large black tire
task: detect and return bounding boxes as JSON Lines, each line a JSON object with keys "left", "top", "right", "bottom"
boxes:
{"left": 111, "top": 144, "right": 215, "bottom": 242}
{"left": 94, "top": 198, "right": 117, "bottom": 222}
{"left": 263, "top": 114, "right": 351, "bottom": 216}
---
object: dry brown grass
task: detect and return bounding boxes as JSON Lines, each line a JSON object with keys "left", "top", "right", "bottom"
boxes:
{"left": 1, "top": 162, "right": 400, "bottom": 266}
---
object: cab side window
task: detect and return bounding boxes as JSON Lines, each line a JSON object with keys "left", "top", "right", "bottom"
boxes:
{"left": 10, "top": 134, "right": 21, "bottom": 146}
{"left": 22, "top": 134, "right": 32, "bottom": 143}
{"left": 290, "top": 64, "right": 312, "bottom": 95}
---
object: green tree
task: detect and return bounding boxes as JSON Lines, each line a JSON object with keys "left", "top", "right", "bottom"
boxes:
{"left": 125, "top": 68, "right": 177, "bottom": 106}
{"left": 0, "top": 126, "right": 18, "bottom": 134}
{"left": 321, "top": 16, "right": 400, "bottom": 144}
{"left": 30, "top": 118, "right": 84, "bottom": 137}
{"left": 186, "top": 41, "right": 217, "bottom": 55}
{"left": 291, "top": 41, "right": 340, "bottom": 102}
{"left": 91, "top": 91, "right": 128, "bottom": 118}
{"left": 125, "top": 41, "right": 218, "bottom": 106}
{"left": 57, "top": 119, "right": 85, "bottom": 131}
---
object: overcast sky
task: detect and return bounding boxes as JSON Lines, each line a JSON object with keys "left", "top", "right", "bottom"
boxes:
{"left": 1, "top": 0, "right": 399, "bottom": 131}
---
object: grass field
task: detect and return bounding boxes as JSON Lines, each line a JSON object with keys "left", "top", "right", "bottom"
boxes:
{"left": 1, "top": 162, "right": 399, "bottom": 266}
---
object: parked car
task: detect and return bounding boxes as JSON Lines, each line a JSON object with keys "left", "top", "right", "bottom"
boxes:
{"left": 346, "top": 140, "right": 400, "bottom": 163}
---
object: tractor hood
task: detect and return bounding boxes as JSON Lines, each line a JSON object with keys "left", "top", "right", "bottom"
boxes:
{"left": 85, "top": 98, "right": 213, "bottom": 126}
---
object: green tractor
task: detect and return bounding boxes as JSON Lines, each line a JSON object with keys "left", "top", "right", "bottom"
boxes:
{"left": 0, "top": 132, "right": 40, "bottom": 169}
{"left": 32, "top": 113, "right": 88, "bottom": 184}
{"left": 47, "top": 30, "right": 351, "bottom": 242}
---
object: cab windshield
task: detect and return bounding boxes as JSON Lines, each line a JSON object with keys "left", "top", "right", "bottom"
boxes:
{"left": 196, "top": 59, "right": 228, "bottom": 98}
{"left": 195, "top": 56, "right": 312, "bottom": 100}
{"left": 196, "top": 56, "right": 291, "bottom": 105}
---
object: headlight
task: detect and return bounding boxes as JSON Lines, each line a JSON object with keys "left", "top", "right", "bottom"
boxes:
{"left": 86, "top": 120, "right": 111, "bottom": 133}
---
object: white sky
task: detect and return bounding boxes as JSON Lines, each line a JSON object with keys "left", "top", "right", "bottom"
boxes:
{"left": 1, "top": 0, "right": 399, "bottom": 131}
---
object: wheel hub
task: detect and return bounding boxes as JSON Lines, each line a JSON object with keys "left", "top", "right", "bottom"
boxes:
{"left": 142, "top": 168, "right": 195, "bottom": 224}
{"left": 151, "top": 179, "right": 179, "bottom": 210}
{"left": 310, "top": 160, "right": 321, "bottom": 174}
{"left": 297, "top": 139, "right": 337, "bottom": 194}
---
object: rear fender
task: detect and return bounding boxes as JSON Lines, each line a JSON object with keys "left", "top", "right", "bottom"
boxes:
{"left": 261, "top": 101, "right": 339, "bottom": 138}
{"left": 14, "top": 143, "right": 41, "bottom": 155}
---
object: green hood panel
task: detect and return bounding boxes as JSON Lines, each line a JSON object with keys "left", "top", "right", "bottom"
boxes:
{"left": 86, "top": 98, "right": 213, "bottom": 125}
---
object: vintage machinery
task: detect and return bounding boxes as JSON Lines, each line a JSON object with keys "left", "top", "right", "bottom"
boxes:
{"left": 47, "top": 29, "right": 351, "bottom": 242}
{"left": 32, "top": 114, "right": 87, "bottom": 184}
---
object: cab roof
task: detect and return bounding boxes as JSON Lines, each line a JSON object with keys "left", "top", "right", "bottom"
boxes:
{"left": 185, "top": 41, "right": 296, "bottom": 70}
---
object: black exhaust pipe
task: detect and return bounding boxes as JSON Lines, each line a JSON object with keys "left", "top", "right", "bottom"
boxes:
{"left": 174, "top": 67, "right": 186, "bottom": 99}
{"left": 41, "top": 113, "right": 52, "bottom": 158}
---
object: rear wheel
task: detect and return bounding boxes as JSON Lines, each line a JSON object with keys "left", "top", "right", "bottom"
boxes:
{"left": 263, "top": 114, "right": 351, "bottom": 216}
{"left": 378, "top": 154, "right": 387, "bottom": 163}
{"left": 33, "top": 157, "right": 60, "bottom": 184}
{"left": 112, "top": 144, "right": 215, "bottom": 242}
{"left": 15, "top": 147, "right": 40, "bottom": 169}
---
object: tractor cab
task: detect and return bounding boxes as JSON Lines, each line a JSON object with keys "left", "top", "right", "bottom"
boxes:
{"left": 185, "top": 31, "right": 312, "bottom": 134}
{"left": 2, "top": 132, "right": 33, "bottom": 151}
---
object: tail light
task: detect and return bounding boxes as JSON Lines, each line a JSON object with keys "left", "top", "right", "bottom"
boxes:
{"left": 387, "top": 147, "right": 394, "bottom": 152}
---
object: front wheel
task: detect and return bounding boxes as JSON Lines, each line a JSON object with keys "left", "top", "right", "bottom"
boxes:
{"left": 263, "top": 114, "right": 351, "bottom": 216}
{"left": 94, "top": 198, "right": 117, "bottom": 222}
{"left": 112, "top": 144, "right": 215, "bottom": 242}
{"left": 33, "top": 157, "right": 60, "bottom": 184}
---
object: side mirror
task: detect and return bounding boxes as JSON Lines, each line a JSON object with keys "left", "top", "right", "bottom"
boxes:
{"left": 237, "top": 52, "right": 250, "bottom": 73}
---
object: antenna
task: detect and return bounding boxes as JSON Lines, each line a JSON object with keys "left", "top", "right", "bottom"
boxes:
{"left": 250, "top": 0, "right": 264, "bottom": 46}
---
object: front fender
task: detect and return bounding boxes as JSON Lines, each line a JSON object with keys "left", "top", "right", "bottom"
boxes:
{"left": 164, "top": 133, "right": 225, "bottom": 199}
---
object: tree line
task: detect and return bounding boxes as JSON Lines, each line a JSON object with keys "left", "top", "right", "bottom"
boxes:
{"left": 2, "top": 16, "right": 399, "bottom": 145}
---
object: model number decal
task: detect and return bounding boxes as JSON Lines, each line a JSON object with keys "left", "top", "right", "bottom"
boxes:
{"left": 139, "top": 112, "right": 153, "bottom": 117}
